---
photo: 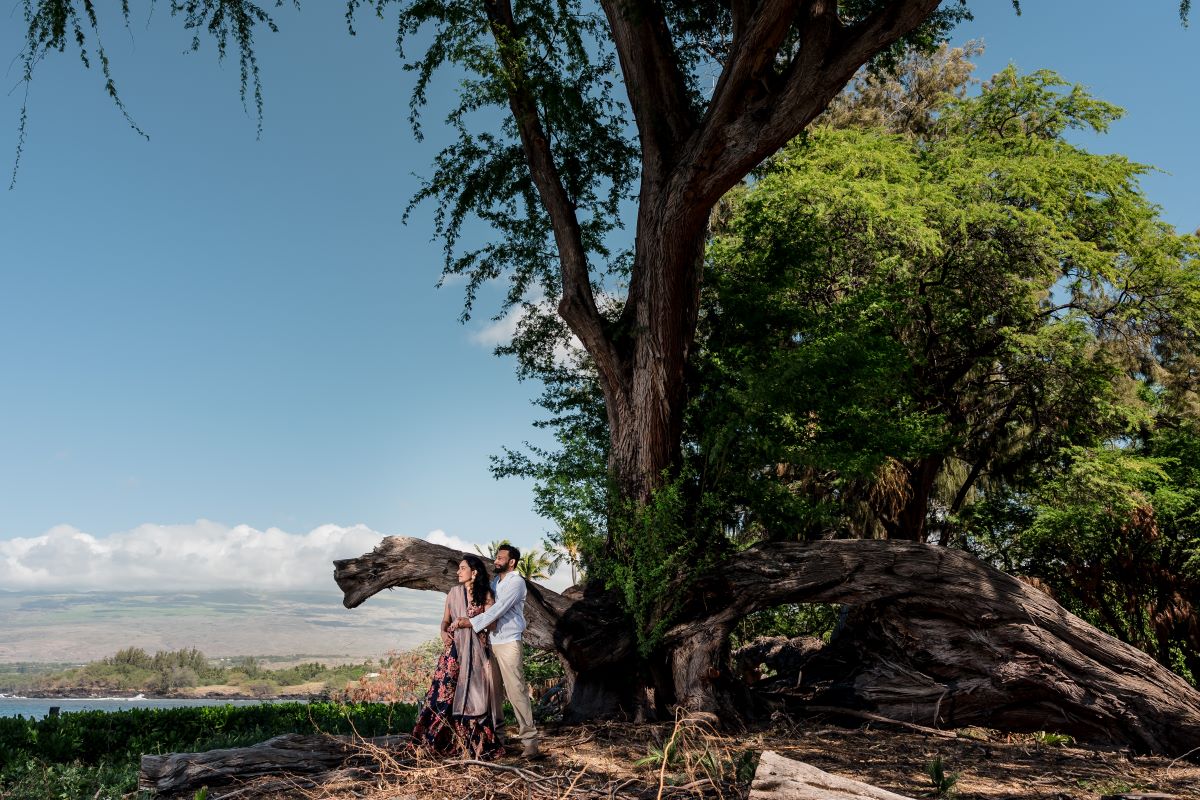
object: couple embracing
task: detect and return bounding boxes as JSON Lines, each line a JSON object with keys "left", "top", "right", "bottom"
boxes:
{"left": 411, "top": 544, "right": 540, "bottom": 760}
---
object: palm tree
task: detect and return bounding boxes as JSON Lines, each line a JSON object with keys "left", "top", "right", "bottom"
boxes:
{"left": 474, "top": 539, "right": 511, "bottom": 560}
{"left": 544, "top": 539, "right": 583, "bottom": 585}
{"left": 515, "top": 547, "right": 560, "bottom": 581}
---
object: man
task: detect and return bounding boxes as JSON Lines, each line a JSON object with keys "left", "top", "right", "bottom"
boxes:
{"left": 452, "top": 543, "right": 539, "bottom": 757}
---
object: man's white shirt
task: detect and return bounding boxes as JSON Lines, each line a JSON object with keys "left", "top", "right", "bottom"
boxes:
{"left": 469, "top": 571, "right": 527, "bottom": 644}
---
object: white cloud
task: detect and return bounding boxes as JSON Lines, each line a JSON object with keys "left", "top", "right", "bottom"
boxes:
{"left": 470, "top": 306, "right": 525, "bottom": 349}
{"left": 0, "top": 522, "right": 583, "bottom": 596}
{"left": 468, "top": 298, "right": 586, "bottom": 366}
{"left": 536, "top": 569, "right": 575, "bottom": 594}
{"left": 424, "top": 529, "right": 482, "bottom": 555}
{"left": 0, "top": 521, "right": 405, "bottom": 592}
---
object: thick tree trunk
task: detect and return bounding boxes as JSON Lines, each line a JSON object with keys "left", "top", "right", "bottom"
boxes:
{"left": 876, "top": 457, "right": 941, "bottom": 542}
{"left": 333, "top": 537, "right": 1200, "bottom": 755}
{"left": 600, "top": 218, "right": 706, "bottom": 506}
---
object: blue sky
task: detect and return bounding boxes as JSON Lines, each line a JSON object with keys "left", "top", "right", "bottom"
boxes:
{"left": 1, "top": 1, "right": 1197, "bottom": 591}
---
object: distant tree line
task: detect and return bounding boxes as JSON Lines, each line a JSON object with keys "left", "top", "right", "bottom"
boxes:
{"left": 0, "top": 648, "right": 372, "bottom": 696}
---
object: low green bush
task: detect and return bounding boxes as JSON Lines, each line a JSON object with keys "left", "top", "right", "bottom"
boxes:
{"left": 0, "top": 701, "right": 416, "bottom": 800}
{"left": 1, "top": 701, "right": 414, "bottom": 767}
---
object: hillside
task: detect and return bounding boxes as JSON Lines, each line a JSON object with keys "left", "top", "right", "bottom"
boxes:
{"left": 0, "top": 589, "right": 443, "bottom": 663}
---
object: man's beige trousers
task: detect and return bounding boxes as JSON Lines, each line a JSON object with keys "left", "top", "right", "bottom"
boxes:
{"left": 490, "top": 640, "right": 537, "bottom": 744}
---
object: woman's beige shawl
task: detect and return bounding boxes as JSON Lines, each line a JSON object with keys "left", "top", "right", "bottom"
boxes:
{"left": 447, "top": 584, "right": 501, "bottom": 722}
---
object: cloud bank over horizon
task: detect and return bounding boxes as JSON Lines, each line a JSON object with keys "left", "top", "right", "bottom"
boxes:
{"left": 0, "top": 522, "right": 573, "bottom": 593}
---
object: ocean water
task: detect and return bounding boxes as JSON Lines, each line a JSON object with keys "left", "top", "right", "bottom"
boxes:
{"left": 0, "top": 694, "right": 275, "bottom": 719}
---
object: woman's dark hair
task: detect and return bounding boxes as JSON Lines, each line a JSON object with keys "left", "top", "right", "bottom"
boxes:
{"left": 461, "top": 554, "right": 490, "bottom": 607}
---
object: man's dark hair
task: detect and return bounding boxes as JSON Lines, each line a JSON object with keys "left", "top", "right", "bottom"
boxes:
{"left": 497, "top": 544, "right": 521, "bottom": 565}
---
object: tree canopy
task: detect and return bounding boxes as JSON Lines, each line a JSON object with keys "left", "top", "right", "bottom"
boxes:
{"left": 505, "top": 48, "right": 1200, "bottom": 672}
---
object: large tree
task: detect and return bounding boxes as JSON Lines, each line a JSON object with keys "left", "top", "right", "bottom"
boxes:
{"left": 494, "top": 53, "right": 1200, "bottom": 722}
{"left": 19, "top": 1, "right": 1200, "bottom": 730}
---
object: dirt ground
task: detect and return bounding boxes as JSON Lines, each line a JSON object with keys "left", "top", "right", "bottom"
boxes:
{"left": 212, "top": 714, "right": 1200, "bottom": 800}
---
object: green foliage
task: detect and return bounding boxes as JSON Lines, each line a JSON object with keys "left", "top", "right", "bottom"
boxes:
{"left": 522, "top": 644, "right": 564, "bottom": 688}
{"left": 633, "top": 739, "right": 680, "bottom": 769}
{"left": 1032, "top": 730, "right": 1073, "bottom": 747}
{"left": 604, "top": 472, "right": 725, "bottom": 656}
{"left": 0, "top": 701, "right": 414, "bottom": 799}
{"left": 13, "top": 1, "right": 295, "bottom": 187}
{"left": 350, "top": 0, "right": 637, "bottom": 322}
{"left": 968, "top": 421, "right": 1200, "bottom": 682}
{"left": 702, "top": 64, "right": 1200, "bottom": 543}
{"left": 0, "top": 757, "right": 142, "bottom": 800}
{"left": 0, "top": 701, "right": 412, "bottom": 768}
{"left": 730, "top": 604, "right": 840, "bottom": 649}
{"left": 925, "top": 755, "right": 959, "bottom": 798}
{"left": 516, "top": 547, "right": 562, "bottom": 580}
{"left": 5, "top": 648, "right": 375, "bottom": 695}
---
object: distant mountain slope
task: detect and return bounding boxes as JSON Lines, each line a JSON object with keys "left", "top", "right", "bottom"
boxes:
{"left": 0, "top": 588, "right": 444, "bottom": 662}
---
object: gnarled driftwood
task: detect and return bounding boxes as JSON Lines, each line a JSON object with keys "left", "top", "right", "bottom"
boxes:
{"left": 333, "top": 537, "right": 1200, "bottom": 756}
{"left": 138, "top": 732, "right": 405, "bottom": 794}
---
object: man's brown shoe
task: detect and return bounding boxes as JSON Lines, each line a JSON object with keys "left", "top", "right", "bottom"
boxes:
{"left": 521, "top": 740, "right": 542, "bottom": 759}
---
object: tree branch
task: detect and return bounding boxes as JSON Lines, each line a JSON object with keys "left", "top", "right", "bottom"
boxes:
{"left": 703, "top": 0, "right": 803, "bottom": 136}
{"left": 682, "top": 0, "right": 943, "bottom": 207}
{"left": 482, "top": 0, "right": 623, "bottom": 389}
{"left": 597, "top": 0, "right": 698, "bottom": 184}
{"left": 333, "top": 536, "right": 1200, "bottom": 754}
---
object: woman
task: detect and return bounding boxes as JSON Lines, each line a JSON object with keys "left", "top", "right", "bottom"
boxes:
{"left": 411, "top": 554, "right": 504, "bottom": 759}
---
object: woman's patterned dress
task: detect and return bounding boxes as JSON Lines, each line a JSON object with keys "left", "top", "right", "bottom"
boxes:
{"left": 411, "top": 586, "right": 504, "bottom": 759}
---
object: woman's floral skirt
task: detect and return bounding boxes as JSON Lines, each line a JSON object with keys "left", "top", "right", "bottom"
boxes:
{"left": 411, "top": 640, "right": 504, "bottom": 760}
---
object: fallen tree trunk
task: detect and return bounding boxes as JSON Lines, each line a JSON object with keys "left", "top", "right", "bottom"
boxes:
{"left": 332, "top": 535, "right": 640, "bottom": 718}
{"left": 138, "top": 732, "right": 405, "bottom": 794}
{"left": 333, "top": 537, "right": 1200, "bottom": 755}
{"left": 684, "top": 541, "right": 1200, "bottom": 755}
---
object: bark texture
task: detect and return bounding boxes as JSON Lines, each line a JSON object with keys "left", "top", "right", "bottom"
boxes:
{"left": 334, "top": 536, "right": 1200, "bottom": 756}
{"left": 138, "top": 733, "right": 404, "bottom": 793}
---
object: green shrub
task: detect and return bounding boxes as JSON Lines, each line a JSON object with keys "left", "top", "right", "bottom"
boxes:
{"left": 0, "top": 701, "right": 416, "bottom": 799}
{"left": 0, "top": 701, "right": 415, "bottom": 768}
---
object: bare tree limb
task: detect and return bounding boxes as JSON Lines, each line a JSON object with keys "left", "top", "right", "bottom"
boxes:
{"left": 597, "top": 0, "right": 697, "bottom": 183}
{"left": 704, "top": 0, "right": 803, "bottom": 135}
{"left": 334, "top": 536, "right": 1200, "bottom": 755}
{"left": 482, "top": 0, "right": 623, "bottom": 392}
{"left": 682, "top": 0, "right": 944, "bottom": 207}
